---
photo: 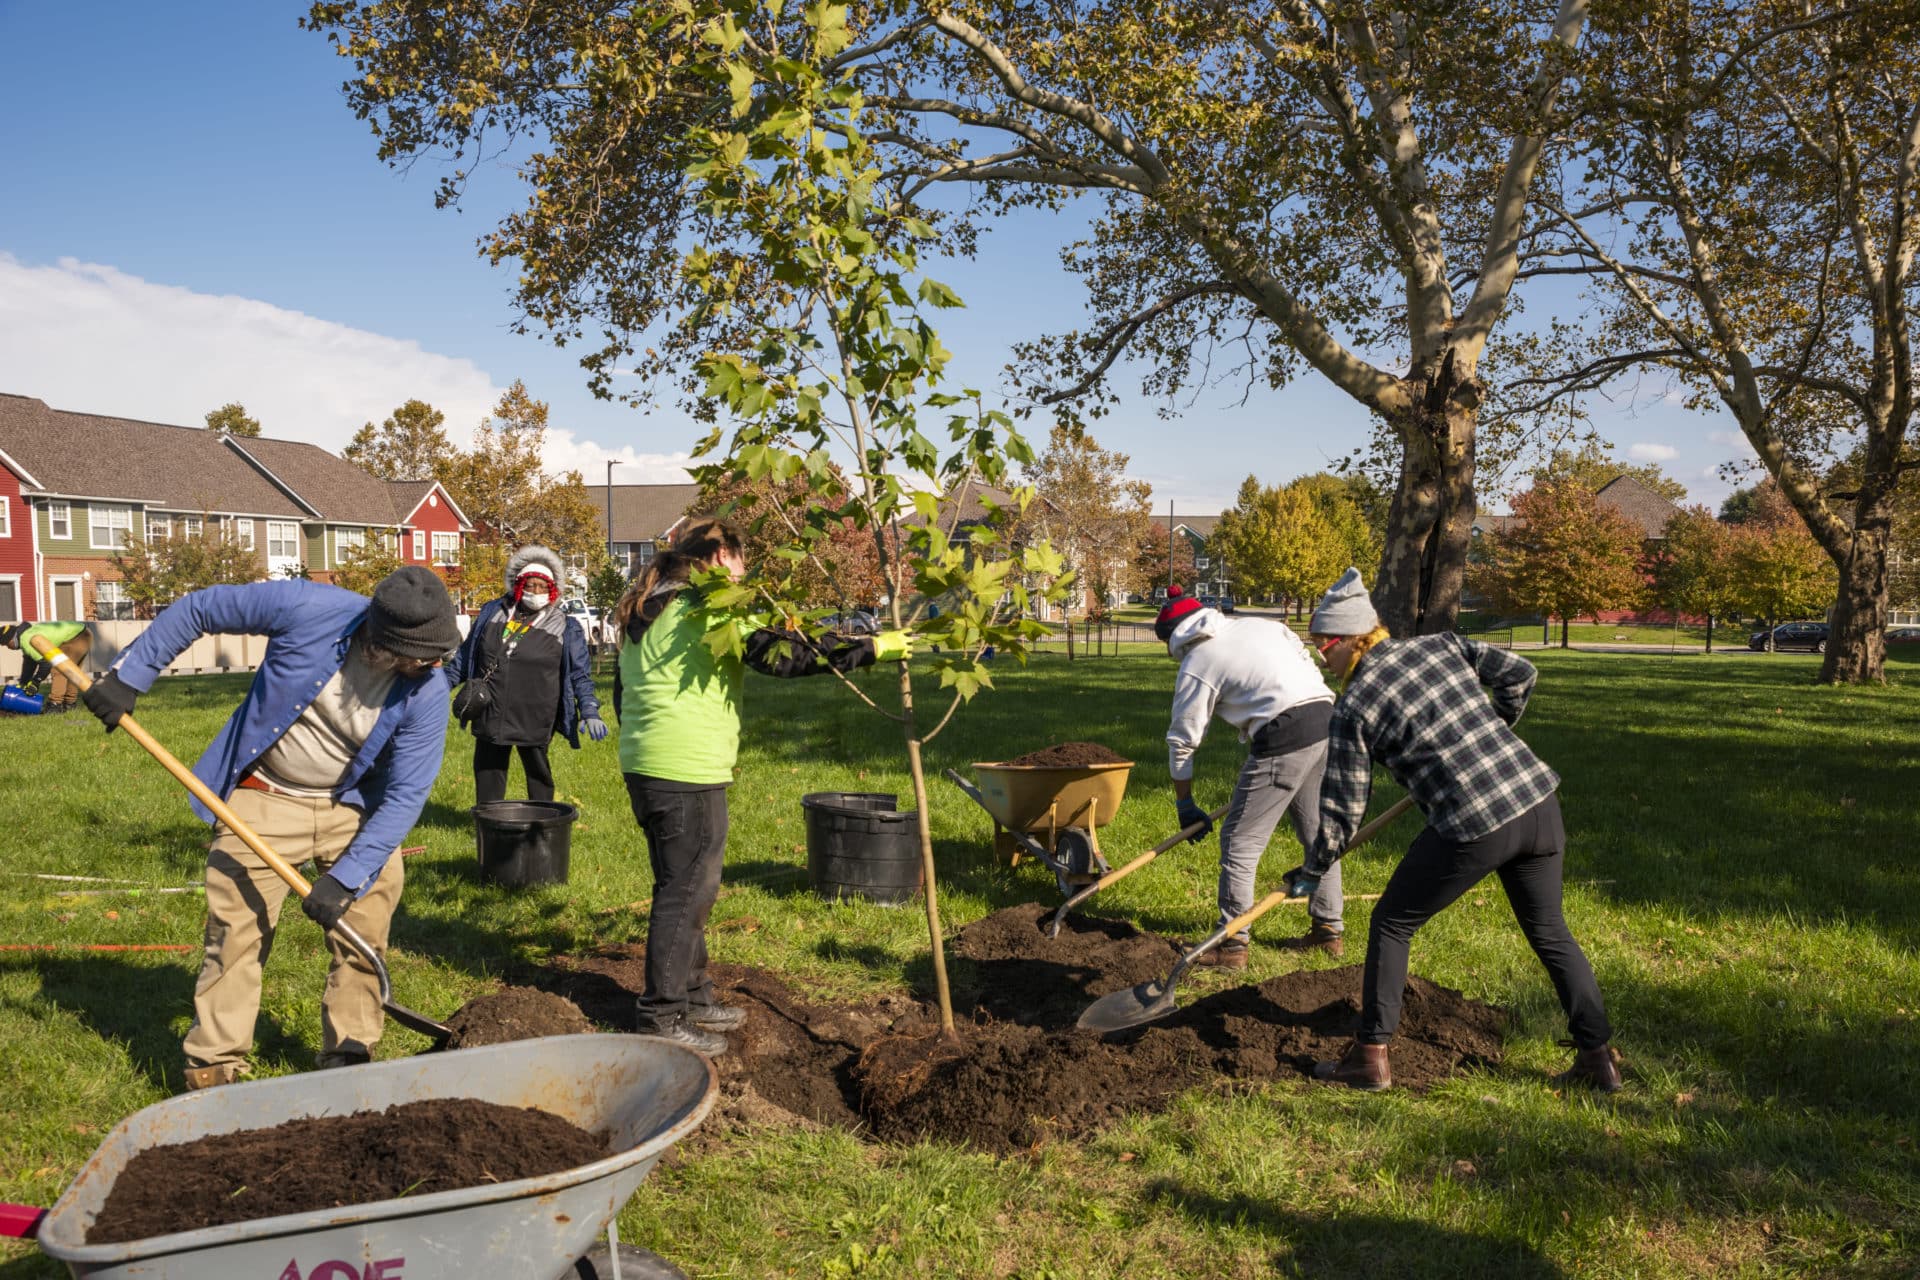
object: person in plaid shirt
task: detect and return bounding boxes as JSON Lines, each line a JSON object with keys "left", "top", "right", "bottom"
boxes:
{"left": 1281, "top": 569, "right": 1621, "bottom": 1094}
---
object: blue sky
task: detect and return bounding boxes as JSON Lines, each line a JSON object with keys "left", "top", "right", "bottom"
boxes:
{"left": 0, "top": 0, "right": 1754, "bottom": 511}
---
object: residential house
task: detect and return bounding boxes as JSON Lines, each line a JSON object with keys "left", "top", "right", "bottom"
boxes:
{"left": 0, "top": 394, "right": 470, "bottom": 622}
{"left": 1146, "top": 513, "right": 1226, "bottom": 600}
{"left": 595, "top": 481, "right": 703, "bottom": 572}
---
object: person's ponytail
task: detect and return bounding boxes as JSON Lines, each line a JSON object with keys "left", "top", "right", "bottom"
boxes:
{"left": 610, "top": 518, "right": 745, "bottom": 640}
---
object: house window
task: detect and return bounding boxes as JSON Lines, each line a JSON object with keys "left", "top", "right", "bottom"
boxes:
{"left": 147, "top": 514, "right": 172, "bottom": 541}
{"left": 378, "top": 529, "right": 398, "bottom": 554}
{"left": 88, "top": 505, "right": 134, "bottom": 550}
{"left": 267, "top": 522, "right": 301, "bottom": 560}
{"left": 0, "top": 577, "right": 18, "bottom": 624}
{"left": 412, "top": 530, "right": 426, "bottom": 560}
{"left": 231, "top": 520, "right": 255, "bottom": 552}
{"left": 1195, "top": 556, "right": 1211, "bottom": 571}
{"left": 47, "top": 501, "right": 70, "bottom": 539}
{"left": 336, "top": 528, "right": 366, "bottom": 561}
{"left": 182, "top": 516, "right": 202, "bottom": 540}
{"left": 0, "top": 497, "right": 8, "bottom": 538}
{"left": 94, "top": 581, "right": 133, "bottom": 621}
{"left": 432, "top": 532, "right": 460, "bottom": 566}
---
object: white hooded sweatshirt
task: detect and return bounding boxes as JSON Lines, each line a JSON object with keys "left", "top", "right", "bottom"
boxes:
{"left": 1165, "top": 608, "right": 1334, "bottom": 780}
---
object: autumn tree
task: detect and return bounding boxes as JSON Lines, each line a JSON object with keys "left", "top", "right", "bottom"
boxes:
{"left": 1022, "top": 426, "right": 1156, "bottom": 615}
{"left": 1136, "top": 525, "right": 1199, "bottom": 596}
{"left": 1726, "top": 482, "right": 1838, "bottom": 645}
{"left": 1537, "top": 2, "right": 1920, "bottom": 682}
{"left": 1470, "top": 482, "right": 1647, "bottom": 646}
{"left": 109, "top": 518, "right": 265, "bottom": 618}
{"left": 1650, "top": 506, "right": 1738, "bottom": 651}
{"left": 1531, "top": 441, "right": 1688, "bottom": 503}
{"left": 698, "top": 467, "right": 896, "bottom": 610}
{"left": 1212, "top": 474, "right": 1378, "bottom": 610}
{"left": 345, "top": 399, "right": 454, "bottom": 480}
{"left": 204, "top": 403, "right": 261, "bottom": 437}
{"left": 306, "top": 0, "right": 1605, "bottom": 638}
{"left": 331, "top": 539, "right": 407, "bottom": 597}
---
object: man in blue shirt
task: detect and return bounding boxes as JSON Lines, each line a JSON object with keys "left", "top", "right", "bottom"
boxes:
{"left": 82, "top": 568, "right": 460, "bottom": 1089}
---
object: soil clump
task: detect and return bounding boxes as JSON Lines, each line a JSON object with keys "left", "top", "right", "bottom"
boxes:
{"left": 1002, "top": 741, "right": 1130, "bottom": 767}
{"left": 87, "top": 1099, "right": 605, "bottom": 1244}
{"left": 533, "top": 903, "right": 1505, "bottom": 1154}
{"left": 442, "top": 987, "right": 595, "bottom": 1048}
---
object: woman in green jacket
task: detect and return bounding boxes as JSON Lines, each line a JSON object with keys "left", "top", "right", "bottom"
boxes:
{"left": 612, "top": 519, "right": 908, "bottom": 1054}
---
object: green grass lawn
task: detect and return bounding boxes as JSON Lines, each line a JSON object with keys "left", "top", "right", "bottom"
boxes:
{"left": 4, "top": 649, "right": 1918, "bottom": 1277}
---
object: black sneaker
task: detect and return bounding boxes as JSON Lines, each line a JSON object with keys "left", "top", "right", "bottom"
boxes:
{"left": 688, "top": 1003, "right": 747, "bottom": 1031}
{"left": 638, "top": 1012, "right": 729, "bottom": 1056}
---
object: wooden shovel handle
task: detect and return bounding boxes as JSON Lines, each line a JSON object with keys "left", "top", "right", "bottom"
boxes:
{"left": 31, "top": 639, "right": 312, "bottom": 900}
{"left": 1090, "top": 803, "right": 1231, "bottom": 892}
{"left": 1213, "top": 792, "right": 1417, "bottom": 939}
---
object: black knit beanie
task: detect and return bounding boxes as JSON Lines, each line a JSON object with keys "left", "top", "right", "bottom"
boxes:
{"left": 365, "top": 566, "right": 461, "bottom": 660}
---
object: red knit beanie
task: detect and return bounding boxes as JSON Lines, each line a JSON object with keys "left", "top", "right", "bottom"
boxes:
{"left": 1155, "top": 584, "right": 1205, "bottom": 642}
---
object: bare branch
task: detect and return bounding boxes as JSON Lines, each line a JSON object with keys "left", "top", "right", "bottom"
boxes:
{"left": 1038, "top": 281, "right": 1245, "bottom": 405}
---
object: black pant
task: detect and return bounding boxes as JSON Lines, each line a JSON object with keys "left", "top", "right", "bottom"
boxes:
{"left": 1361, "top": 793, "right": 1612, "bottom": 1049}
{"left": 624, "top": 775, "right": 729, "bottom": 1027}
{"left": 473, "top": 739, "right": 554, "bottom": 805}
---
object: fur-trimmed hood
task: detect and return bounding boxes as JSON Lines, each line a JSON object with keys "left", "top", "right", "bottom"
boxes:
{"left": 504, "top": 545, "right": 565, "bottom": 594}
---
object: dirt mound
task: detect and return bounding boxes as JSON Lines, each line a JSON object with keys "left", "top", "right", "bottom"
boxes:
{"left": 88, "top": 1099, "right": 605, "bottom": 1243}
{"left": 532, "top": 905, "right": 1505, "bottom": 1155}
{"left": 1002, "top": 741, "right": 1130, "bottom": 767}
{"left": 443, "top": 987, "right": 595, "bottom": 1048}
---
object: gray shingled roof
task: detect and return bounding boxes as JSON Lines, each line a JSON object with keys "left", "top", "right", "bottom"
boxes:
{"left": 1151, "top": 513, "right": 1222, "bottom": 539}
{"left": 0, "top": 394, "right": 308, "bottom": 517}
{"left": 597, "top": 482, "right": 702, "bottom": 542}
{"left": 1593, "top": 475, "right": 1683, "bottom": 538}
{"left": 227, "top": 435, "right": 407, "bottom": 525}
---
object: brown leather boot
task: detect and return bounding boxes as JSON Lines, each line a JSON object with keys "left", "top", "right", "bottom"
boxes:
{"left": 1556, "top": 1044, "right": 1624, "bottom": 1093}
{"left": 1313, "top": 1039, "right": 1391, "bottom": 1091}
{"left": 1188, "top": 939, "right": 1249, "bottom": 971}
{"left": 182, "top": 1063, "right": 241, "bottom": 1091}
{"left": 1280, "top": 923, "right": 1345, "bottom": 957}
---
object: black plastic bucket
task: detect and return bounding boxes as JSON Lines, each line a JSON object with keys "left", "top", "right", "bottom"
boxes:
{"left": 801, "top": 792, "right": 922, "bottom": 907}
{"left": 471, "top": 800, "right": 577, "bottom": 887}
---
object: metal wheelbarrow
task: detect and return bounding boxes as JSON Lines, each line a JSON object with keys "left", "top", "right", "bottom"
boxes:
{"left": 944, "top": 757, "right": 1134, "bottom": 895}
{"left": 31, "top": 1034, "right": 717, "bottom": 1280}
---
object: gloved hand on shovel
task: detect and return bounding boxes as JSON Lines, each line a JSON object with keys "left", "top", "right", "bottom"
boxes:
{"left": 1176, "top": 796, "right": 1214, "bottom": 843}
{"left": 301, "top": 874, "right": 355, "bottom": 931}
{"left": 1281, "top": 865, "right": 1321, "bottom": 900}
{"left": 80, "top": 670, "right": 138, "bottom": 731}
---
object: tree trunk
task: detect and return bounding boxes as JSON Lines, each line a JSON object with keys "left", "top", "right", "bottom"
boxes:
{"left": 1373, "top": 382, "right": 1477, "bottom": 637}
{"left": 1560, "top": 616, "right": 1569, "bottom": 649}
{"left": 1705, "top": 614, "right": 1713, "bottom": 653}
{"left": 1065, "top": 613, "right": 1075, "bottom": 662}
{"left": 1821, "top": 525, "right": 1890, "bottom": 684}
{"left": 898, "top": 682, "right": 954, "bottom": 1036}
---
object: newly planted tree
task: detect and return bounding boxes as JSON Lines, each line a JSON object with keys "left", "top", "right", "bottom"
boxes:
{"left": 672, "top": 0, "right": 1067, "bottom": 1034}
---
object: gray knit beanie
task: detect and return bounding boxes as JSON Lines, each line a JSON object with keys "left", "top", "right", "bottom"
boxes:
{"left": 1310, "top": 567, "right": 1379, "bottom": 636}
{"left": 366, "top": 566, "right": 462, "bottom": 659}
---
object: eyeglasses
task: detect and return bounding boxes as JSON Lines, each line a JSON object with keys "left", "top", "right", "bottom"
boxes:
{"left": 1313, "top": 636, "right": 1344, "bottom": 659}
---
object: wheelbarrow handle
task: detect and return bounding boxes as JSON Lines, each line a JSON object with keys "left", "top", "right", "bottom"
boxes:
{"left": 31, "top": 640, "right": 449, "bottom": 1042}
{"left": 1, "top": 1201, "right": 47, "bottom": 1240}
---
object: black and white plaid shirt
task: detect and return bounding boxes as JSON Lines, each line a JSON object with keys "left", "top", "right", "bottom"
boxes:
{"left": 1306, "top": 634, "right": 1559, "bottom": 871}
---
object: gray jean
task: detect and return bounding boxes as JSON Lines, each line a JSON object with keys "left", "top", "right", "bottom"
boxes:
{"left": 1216, "top": 740, "right": 1341, "bottom": 940}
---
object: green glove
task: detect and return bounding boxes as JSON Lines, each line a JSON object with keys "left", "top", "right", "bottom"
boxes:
{"left": 874, "top": 630, "right": 913, "bottom": 662}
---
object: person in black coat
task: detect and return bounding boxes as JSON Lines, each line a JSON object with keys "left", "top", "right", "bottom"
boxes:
{"left": 447, "top": 545, "right": 606, "bottom": 805}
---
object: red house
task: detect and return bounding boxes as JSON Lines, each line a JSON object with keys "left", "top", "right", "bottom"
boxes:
{"left": 0, "top": 439, "right": 41, "bottom": 627}
{"left": 387, "top": 480, "right": 471, "bottom": 572}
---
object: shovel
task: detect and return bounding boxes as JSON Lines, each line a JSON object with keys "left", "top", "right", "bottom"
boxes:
{"left": 1076, "top": 793, "right": 1417, "bottom": 1033}
{"left": 1049, "top": 803, "right": 1229, "bottom": 937}
{"left": 33, "top": 639, "right": 452, "bottom": 1044}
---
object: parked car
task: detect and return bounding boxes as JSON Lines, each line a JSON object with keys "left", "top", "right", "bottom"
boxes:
{"left": 826, "top": 609, "right": 881, "bottom": 635}
{"left": 1887, "top": 626, "right": 1920, "bottom": 645}
{"left": 1748, "top": 621, "right": 1829, "bottom": 653}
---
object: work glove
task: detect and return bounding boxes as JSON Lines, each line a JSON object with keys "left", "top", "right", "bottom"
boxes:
{"left": 1281, "top": 865, "right": 1322, "bottom": 900}
{"left": 584, "top": 716, "right": 609, "bottom": 742}
{"left": 301, "top": 874, "right": 356, "bottom": 932}
{"left": 81, "top": 670, "right": 138, "bottom": 732}
{"left": 1176, "top": 796, "right": 1214, "bottom": 843}
{"left": 873, "top": 630, "right": 913, "bottom": 662}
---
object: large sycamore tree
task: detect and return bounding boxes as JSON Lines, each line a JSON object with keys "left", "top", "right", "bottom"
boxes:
{"left": 1540, "top": 0, "right": 1920, "bottom": 682}
{"left": 305, "top": 0, "right": 1594, "bottom": 636}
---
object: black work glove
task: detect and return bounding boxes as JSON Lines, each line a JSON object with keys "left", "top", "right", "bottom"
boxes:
{"left": 301, "top": 874, "right": 355, "bottom": 931}
{"left": 1281, "top": 864, "right": 1323, "bottom": 900}
{"left": 1176, "top": 796, "right": 1214, "bottom": 843}
{"left": 81, "top": 670, "right": 138, "bottom": 731}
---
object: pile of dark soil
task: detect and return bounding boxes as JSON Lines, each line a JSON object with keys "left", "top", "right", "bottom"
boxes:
{"left": 87, "top": 1099, "right": 605, "bottom": 1243}
{"left": 442, "top": 987, "right": 595, "bottom": 1048}
{"left": 1002, "top": 741, "right": 1131, "bottom": 767}
{"left": 532, "top": 903, "right": 1506, "bottom": 1155}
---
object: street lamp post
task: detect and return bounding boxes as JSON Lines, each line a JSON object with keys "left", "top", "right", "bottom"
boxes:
{"left": 605, "top": 460, "right": 620, "bottom": 567}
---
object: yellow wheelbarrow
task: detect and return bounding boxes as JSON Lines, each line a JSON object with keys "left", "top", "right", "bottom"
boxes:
{"left": 943, "top": 757, "right": 1133, "bottom": 895}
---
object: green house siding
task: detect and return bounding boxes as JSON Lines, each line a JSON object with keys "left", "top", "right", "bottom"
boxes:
{"left": 37, "top": 500, "right": 138, "bottom": 558}
{"left": 304, "top": 526, "right": 328, "bottom": 571}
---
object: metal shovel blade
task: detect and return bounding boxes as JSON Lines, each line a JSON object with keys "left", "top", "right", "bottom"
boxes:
{"left": 1076, "top": 975, "right": 1181, "bottom": 1033}
{"left": 334, "top": 920, "right": 453, "bottom": 1045}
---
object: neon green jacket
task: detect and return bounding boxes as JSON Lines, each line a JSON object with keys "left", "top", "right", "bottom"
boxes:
{"left": 18, "top": 621, "right": 86, "bottom": 658}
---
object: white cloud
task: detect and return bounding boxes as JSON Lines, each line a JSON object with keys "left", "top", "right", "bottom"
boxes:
{"left": 0, "top": 254, "right": 691, "bottom": 483}
{"left": 1626, "top": 442, "right": 1678, "bottom": 462}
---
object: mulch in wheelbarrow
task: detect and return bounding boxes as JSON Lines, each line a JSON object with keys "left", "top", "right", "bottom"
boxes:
{"left": 1001, "top": 741, "right": 1130, "bottom": 767}
{"left": 87, "top": 1098, "right": 606, "bottom": 1244}
{"left": 531, "top": 903, "right": 1507, "bottom": 1156}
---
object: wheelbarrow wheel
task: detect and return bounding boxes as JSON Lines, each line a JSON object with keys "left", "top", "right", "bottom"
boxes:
{"left": 569, "top": 1242, "right": 690, "bottom": 1279}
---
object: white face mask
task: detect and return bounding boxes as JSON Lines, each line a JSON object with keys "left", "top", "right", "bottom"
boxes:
{"left": 522, "top": 589, "right": 551, "bottom": 610}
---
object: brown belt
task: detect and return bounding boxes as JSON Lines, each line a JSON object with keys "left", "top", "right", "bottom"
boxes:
{"left": 234, "top": 772, "right": 281, "bottom": 795}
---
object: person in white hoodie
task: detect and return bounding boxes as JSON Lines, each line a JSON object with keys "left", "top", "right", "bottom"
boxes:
{"left": 1158, "top": 585, "right": 1343, "bottom": 969}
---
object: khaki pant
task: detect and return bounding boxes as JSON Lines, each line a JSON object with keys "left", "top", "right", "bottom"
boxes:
{"left": 183, "top": 788, "right": 405, "bottom": 1073}
{"left": 48, "top": 631, "right": 91, "bottom": 708}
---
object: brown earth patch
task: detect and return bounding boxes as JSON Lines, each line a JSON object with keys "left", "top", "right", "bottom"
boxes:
{"left": 87, "top": 1099, "right": 604, "bottom": 1244}
{"left": 526, "top": 903, "right": 1505, "bottom": 1154}
{"left": 442, "top": 986, "right": 595, "bottom": 1048}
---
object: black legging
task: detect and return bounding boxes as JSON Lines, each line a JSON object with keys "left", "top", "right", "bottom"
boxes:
{"left": 473, "top": 739, "right": 554, "bottom": 805}
{"left": 624, "top": 775, "right": 729, "bottom": 1026}
{"left": 1361, "top": 793, "right": 1611, "bottom": 1049}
